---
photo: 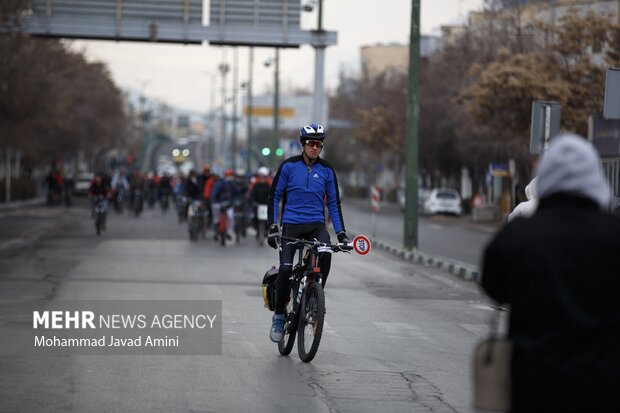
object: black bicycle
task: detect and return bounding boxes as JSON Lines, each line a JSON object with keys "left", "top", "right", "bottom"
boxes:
{"left": 276, "top": 235, "right": 352, "bottom": 362}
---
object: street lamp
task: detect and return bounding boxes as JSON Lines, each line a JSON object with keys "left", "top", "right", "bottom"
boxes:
{"left": 202, "top": 71, "right": 217, "bottom": 165}
{"left": 240, "top": 53, "right": 254, "bottom": 172}
{"left": 264, "top": 48, "right": 280, "bottom": 169}
{"left": 135, "top": 79, "right": 151, "bottom": 172}
{"left": 246, "top": 47, "right": 254, "bottom": 173}
{"left": 218, "top": 60, "right": 230, "bottom": 168}
{"left": 231, "top": 48, "right": 239, "bottom": 171}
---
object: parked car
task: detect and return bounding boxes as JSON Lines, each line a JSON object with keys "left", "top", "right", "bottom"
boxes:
{"left": 423, "top": 188, "right": 462, "bottom": 216}
{"left": 73, "top": 173, "right": 94, "bottom": 196}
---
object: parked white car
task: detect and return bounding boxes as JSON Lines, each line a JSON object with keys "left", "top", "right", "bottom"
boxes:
{"left": 423, "top": 188, "right": 462, "bottom": 216}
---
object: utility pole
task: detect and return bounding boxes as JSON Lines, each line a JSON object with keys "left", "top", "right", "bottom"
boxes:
{"left": 246, "top": 47, "right": 254, "bottom": 173}
{"left": 312, "top": 0, "right": 325, "bottom": 125}
{"left": 404, "top": 0, "right": 420, "bottom": 249}
{"left": 207, "top": 73, "right": 216, "bottom": 165}
{"left": 272, "top": 47, "right": 280, "bottom": 169}
{"left": 231, "top": 47, "right": 238, "bottom": 171}
{"left": 218, "top": 49, "right": 230, "bottom": 168}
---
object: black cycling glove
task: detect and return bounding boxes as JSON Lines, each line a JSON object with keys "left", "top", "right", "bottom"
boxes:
{"left": 267, "top": 224, "right": 280, "bottom": 249}
{"left": 337, "top": 231, "right": 350, "bottom": 245}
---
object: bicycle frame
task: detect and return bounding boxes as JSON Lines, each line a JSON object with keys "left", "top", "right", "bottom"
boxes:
{"left": 278, "top": 242, "right": 317, "bottom": 341}
{"left": 281, "top": 236, "right": 351, "bottom": 320}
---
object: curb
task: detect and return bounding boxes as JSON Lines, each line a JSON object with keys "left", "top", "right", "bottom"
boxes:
{"left": 349, "top": 231, "right": 481, "bottom": 283}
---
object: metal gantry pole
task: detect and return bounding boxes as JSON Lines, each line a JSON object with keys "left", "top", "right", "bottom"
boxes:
{"left": 312, "top": 0, "right": 325, "bottom": 125}
{"left": 404, "top": 0, "right": 420, "bottom": 250}
{"left": 272, "top": 47, "right": 280, "bottom": 168}
{"left": 246, "top": 47, "right": 254, "bottom": 173}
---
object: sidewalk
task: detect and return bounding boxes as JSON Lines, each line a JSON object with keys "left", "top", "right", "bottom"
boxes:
{"left": 0, "top": 196, "right": 46, "bottom": 211}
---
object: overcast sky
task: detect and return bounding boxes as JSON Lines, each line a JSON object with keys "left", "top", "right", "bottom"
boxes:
{"left": 71, "top": 0, "right": 485, "bottom": 113}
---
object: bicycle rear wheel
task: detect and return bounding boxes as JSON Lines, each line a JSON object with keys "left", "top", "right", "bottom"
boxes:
{"left": 278, "top": 289, "right": 297, "bottom": 356}
{"left": 297, "top": 280, "right": 325, "bottom": 363}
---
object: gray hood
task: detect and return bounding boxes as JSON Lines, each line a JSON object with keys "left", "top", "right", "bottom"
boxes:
{"left": 535, "top": 133, "right": 610, "bottom": 209}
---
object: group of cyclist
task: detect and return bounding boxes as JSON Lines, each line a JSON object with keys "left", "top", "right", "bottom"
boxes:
{"left": 175, "top": 165, "right": 273, "bottom": 243}
{"left": 88, "top": 169, "right": 173, "bottom": 216}
{"left": 86, "top": 163, "right": 274, "bottom": 239}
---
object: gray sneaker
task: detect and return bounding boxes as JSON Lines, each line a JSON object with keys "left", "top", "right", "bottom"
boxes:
{"left": 269, "top": 314, "right": 285, "bottom": 342}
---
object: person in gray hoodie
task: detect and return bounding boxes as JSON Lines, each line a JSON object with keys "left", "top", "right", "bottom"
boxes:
{"left": 480, "top": 133, "right": 620, "bottom": 412}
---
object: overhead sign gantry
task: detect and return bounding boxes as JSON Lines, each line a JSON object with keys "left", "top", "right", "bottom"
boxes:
{"left": 21, "top": 0, "right": 336, "bottom": 47}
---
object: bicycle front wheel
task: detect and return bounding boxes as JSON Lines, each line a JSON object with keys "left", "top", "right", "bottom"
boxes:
{"left": 297, "top": 280, "right": 325, "bottom": 363}
{"left": 278, "top": 289, "right": 297, "bottom": 356}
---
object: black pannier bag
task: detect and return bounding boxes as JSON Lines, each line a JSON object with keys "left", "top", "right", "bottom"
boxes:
{"left": 262, "top": 266, "right": 278, "bottom": 311}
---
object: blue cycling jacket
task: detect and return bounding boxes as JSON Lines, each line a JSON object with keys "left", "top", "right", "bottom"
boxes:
{"left": 268, "top": 155, "right": 345, "bottom": 234}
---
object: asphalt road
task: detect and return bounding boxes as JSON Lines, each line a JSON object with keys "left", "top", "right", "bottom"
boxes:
{"left": 0, "top": 199, "right": 495, "bottom": 413}
{"left": 342, "top": 198, "right": 501, "bottom": 267}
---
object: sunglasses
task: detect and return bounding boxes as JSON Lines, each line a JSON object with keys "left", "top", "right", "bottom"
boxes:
{"left": 305, "top": 140, "right": 323, "bottom": 149}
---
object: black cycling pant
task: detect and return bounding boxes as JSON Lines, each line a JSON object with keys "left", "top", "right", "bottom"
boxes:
{"left": 274, "top": 223, "right": 332, "bottom": 315}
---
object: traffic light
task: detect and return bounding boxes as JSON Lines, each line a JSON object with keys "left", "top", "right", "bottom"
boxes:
{"left": 261, "top": 147, "right": 271, "bottom": 156}
{"left": 275, "top": 148, "right": 284, "bottom": 157}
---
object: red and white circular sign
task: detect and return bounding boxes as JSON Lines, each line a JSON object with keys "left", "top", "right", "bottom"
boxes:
{"left": 352, "top": 235, "right": 371, "bottom": 256}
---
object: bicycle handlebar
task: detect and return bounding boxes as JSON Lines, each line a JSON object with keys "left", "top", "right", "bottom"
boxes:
{"left": 280, "top": 235, "right": 353, "bottom": 252}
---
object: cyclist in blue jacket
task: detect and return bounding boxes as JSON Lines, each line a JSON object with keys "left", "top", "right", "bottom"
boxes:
{"left": 267, "top": 123, "right": 349, "bottom": 343}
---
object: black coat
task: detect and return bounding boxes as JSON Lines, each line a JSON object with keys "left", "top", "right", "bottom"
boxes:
{"left": 481, "top": 193, "right": 620, "bottom": 412}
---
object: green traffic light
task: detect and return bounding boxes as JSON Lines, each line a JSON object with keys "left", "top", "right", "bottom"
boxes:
{"left": 261, "top": 147, "right": 271, "bottom": 156}
{"left": 275, "top": 148, "right": 284, "bottom": 156}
